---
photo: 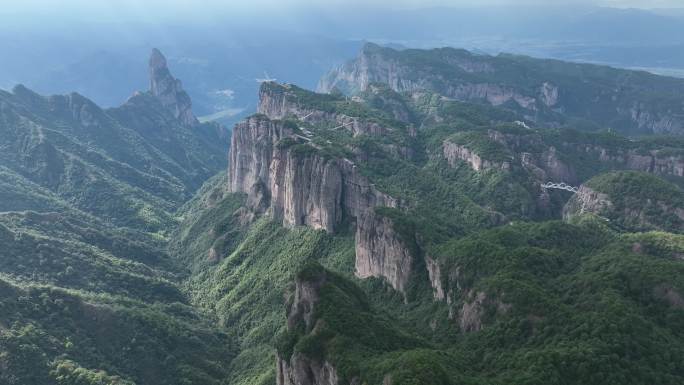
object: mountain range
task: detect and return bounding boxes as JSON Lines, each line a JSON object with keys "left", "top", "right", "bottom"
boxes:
{"left": 2, "top": 43, "right": 684, "bottom": 385}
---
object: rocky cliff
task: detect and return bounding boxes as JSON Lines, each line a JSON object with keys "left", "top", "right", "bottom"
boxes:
{"left": 354, "top": 210, "right": 415, "bottom": 292}
{"left": 277, "top": 267, "right": 342, "bottom": 385}
{"left": 229, "top": 84, "right": 422, "bottom": 291}
{"left": 258, "top": 82, "right": 394, "bottom": 138}
{"left": 562, "top": 185, "right": 613, "bottom": 221}
{"left": 277, "top": 356, "right": 339, "bottom": 385}
{"left": 228, "top": 115, "right": 398, "bottom": 233}
{"left": 443, "top": 141, "right": 511, "bottom": 172}
{"left": 320, "top": 43, "right": 684, "bottom": 135}
{"left": 149, "top": 48, "right": 199, "bottom": 127}
{"left": 563, "top": 171, "right": 684, "bottom": 232}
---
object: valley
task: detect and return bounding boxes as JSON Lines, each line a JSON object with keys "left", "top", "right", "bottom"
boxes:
{"left": 2, "top": 41, "right": 684, "bottom": 385}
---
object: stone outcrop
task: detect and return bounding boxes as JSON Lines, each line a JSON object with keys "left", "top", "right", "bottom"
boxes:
{"left": 354, "top": 211, "right": 415, "bottom": 292}
{"left": 257, "top": 83, "right": 393, "bottom": 138}
{"left": 564, "top": 181, "right": 684, "bottom": 232}
{"left": 539, "top": 82, "right": 559, "bottom": 107}
{"left": 442, "top": 141, "right": 511, "bottom": 172}
{"left": 277, "top": 268, "right": 341, "bottom": 385}
{"left": 148, "top": 48, "right": 199, "bottom": 127}
{"left": 458, "top": 290, "right": 511, "bottom": 333}
{"left": 277, "top": 355, "right": 340, "bottom": 385}
{"left": 319, "top": 43, "right": 684, "bottom": 135}
{"left": 587, "top": 144, "right": 684, "bottom": 178}
{"left": 228, "top": 116, "right": 398, "bottom": 233}
{"left": 562, "top": 185, "right": 613, "bottom": 221}
{"left": 231, "top": 84, "right": 422, "bottom": 292}
{"left": 425, "top": 256, "right": 445, "bottom": 301}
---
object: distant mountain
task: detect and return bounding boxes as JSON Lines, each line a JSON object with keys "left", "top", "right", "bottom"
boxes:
{"left": 0, "top": 49, "right": 234, "bottom": 385}
{"left": 4, "top": 30, "right": 684, "bottom": 385}
{"left": 321, "top": 43, "right": 684, "bottom": 136}
{"left": 0, "top": 49, "right": 227, "bottom": 231}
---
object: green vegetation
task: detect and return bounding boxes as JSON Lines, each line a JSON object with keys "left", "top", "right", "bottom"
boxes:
{"left": 345, "top": 43, "right": 684, "bottom": 136}
{"left": 0, "top": 276, "right": 235, "bottom": 385}
{"left": 5, "top": 47, "right": 684, "bottom": 385}
{"left": 278, "top": 220, "right": 684, "bottom": 385}
{"left": 0, "top": 86, "right": 234, "bottom": 385}
{"left": 585, "top": 171, "right": 684, "bottom": 232}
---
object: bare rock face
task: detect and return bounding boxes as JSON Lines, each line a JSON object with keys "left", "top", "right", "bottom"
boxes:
{"left": 540, "top": 82, "right": 559, "bottom": 107}
{"left": 458, "top": 290, "right": 511, "bottom": 333}
{"left": 258, "top": 83, "right": 393, "bottom": 138}
{"left": 442, "top": 141, "right": 511, "bottom": 172}
{"left": 278, "top": 268, "right": 341, "bottom": 385}
{"left": 228, "top": 115, "right": 398, "bottom": 233}
{"left": 425, "top": 256, "right": 445, "bottom": 301}
{"left": 148, "top": 48, "right": 199, "bottom": 127}
{"left": 564, "top": 179, "right": 684, "bottom": 231}
{"left": 277, "top": 355, "right": 340, "bottom": 385}
{"left": 354, "top": 211, "right": 414, "bottom": 292}
{"left": 590, "top": 145, "right": 684, "bottom": 179}
{"left": 562, "top": 185, "right": 613, "bottom": 221}
{"left": 319, "top": 44, "right": 539, "bottom": 114}
{"left": 629, "top": 103, "right": 684, "bottom": 135}
{"left": 459, "top": 290, "right": 488, "bottom": 332}
{"left": 231, "top": 84, "right": 416, "bottom": 292}
{"left": 445, "top": 83, "right": 537, "bottom": 110}
{"left": 320, "top": 43, "right": 684, "bottom": 135}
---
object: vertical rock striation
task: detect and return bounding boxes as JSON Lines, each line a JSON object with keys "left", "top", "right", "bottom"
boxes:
{"left": 354, "top": 211, "right": 415, "bottom": 292}
{"left": 277, "top": 268, "right": 341, "bottom": 385}
{"left": 228, "top": 115, "right": 398, "bottom": 233}
{"left": 149, "top": 48, "right": 199, "bottom": 127}
{"left": 228, "top": 85, "right": 419, "bottom": 291}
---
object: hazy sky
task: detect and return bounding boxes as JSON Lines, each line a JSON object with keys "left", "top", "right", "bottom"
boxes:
{"left": 3, "top": 0, "right": 684, "bottom": 23}
{"left": 0, "top": 0, "right": 684, "bottom": 30}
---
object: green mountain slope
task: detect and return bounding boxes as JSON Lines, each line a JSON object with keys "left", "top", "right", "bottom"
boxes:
{"left": 170, "top": 76, "right": 684, "bottom": 385}
{"left": 0, "top": 49, "right": 235, "bottom": 385}
{"left": 320, "top": 43, "right": 684, "bottom": 136}
{"left": 4, "top": 44, "right": 684, "bottom": 385}
{"left": 0, "top": 82, "right": 226, "bottom": 232}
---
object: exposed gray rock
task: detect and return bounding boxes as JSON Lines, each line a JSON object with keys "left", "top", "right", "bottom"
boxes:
{"left": 228, "top": 115, "right": 398, "bottom": 233}
{"left": 458, "top": 290, "right": 511, "bottom": 333}
{"left": 562, "top": 185, "right": 613, "bottom": 221}
{"left": 287, "top": 270, "right": 326, "bottom": 332}
{"left": 278, "top": 269, "right": 341, "bottom": 385}
{"left": 258, "top": 83, "right": 393, "bottom": 138}
{"left": 459, "top": 290, "right": 488, "bottom": 332}
{"left": 442, "top": 141, "right": 511, "bottom": 172}
{"left": 277, "top": 355, "right": 340, "bottom": 385}
{"left": 564, "top": 182, "right": 684, "bottom": 231}
{"left": 540, "top": 82, "right": 559, "bottom": 107}
{"left": 425, "top": 256, "right": 445, "bottom": 301}
{"left": 319, "top": 43, "right": 684, "bottom": 135}
{"left": 354, "top": 211, "right": 414, "bottom": 292}
{"left": 149, "top": 48, "right": 199, "bottom": 127}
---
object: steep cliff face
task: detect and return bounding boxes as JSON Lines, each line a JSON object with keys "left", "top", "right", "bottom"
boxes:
{"left": 257, "top": 82, "right": 394, "bottom": 138}
{"left": 589, "top": 145, "right": 684, "bottom": 178}
{"left": 354, "top": 211, "right": 415, "bottom": 292}
{"left": 443, "top": 141, "right": 511, "bottom": 172}
{"left": 277, "top": 267, "right": 342, "bottom": 385}
{"left": 230, "top": 84, "right": 423, "bottom": 291}
{"left": 149, "top": 48, "right": 199, "bottom": 127}
{"left": 228, "top": 115, "right": 399, "bottom": 233}
{"left": 320, "top": 43, "right": 684, "bottom": 135}
{"left": 446, "top": 126, "right": 684, "bottom": 187}
{"left": 425, "top": 256, "right": 445, "bottom": 301}
{"left": 277, "top": 356, "right": 339, "bottom": 385}
{"left": 562, "top": 185, "right": 613, "bottom": 221}
{"left": 563, "top": 171, "right": 684, "bottom": 232}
